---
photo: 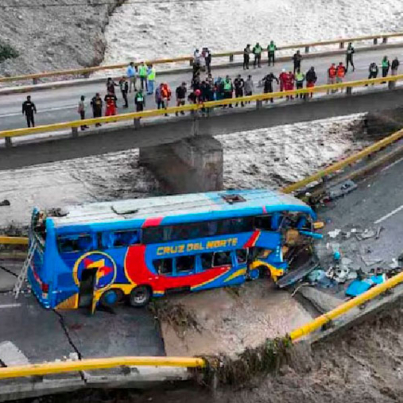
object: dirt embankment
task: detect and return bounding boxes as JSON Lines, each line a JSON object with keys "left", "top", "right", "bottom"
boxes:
{"left": 0, "top": 0, "right": 125, "bottom": 77}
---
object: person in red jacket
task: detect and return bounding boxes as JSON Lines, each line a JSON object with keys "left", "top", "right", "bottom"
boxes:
{"left": 285, "top": 71, "right": 295, "bottom": 100}
{"left": 104, "top": 91, "right": 117, "bottom": 116}
{"left": 279, "top": 69, "right": 288, "bottom": 93}
{"left": 161, "top": 83, "right": 172, "bottom": 116}
{"left": 336, "top": 62, "right": 347, "bottom": 92}
{"left": 327, "top": 63, "right": 337, "bottom": 93}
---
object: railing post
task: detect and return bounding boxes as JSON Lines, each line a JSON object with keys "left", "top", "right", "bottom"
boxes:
{"left": 5, "top": 137, "right": 12, "bottom": 148}
{"left": 33, "top": 78, "right": 39, "bottom": 85}
{"left": 189, "top": 58, "right": 193, "bottom": 66}
{"left": 388, "top": 80, "right": 395, "bottom": 90}
{"left": 383, "top": 37, "right": 388, "bottom": 44}
{"left": 346, "top": 87, "right": 353, "bottom": 96}
{"left": 229, "top": 54, "right": 234, "bottom": 62}
{"left": 256, "top": 100, "right": 263, "bottom": 109}
{"left": 133, "top": 118, "right": 141, "bottom": 129}
{"left": 71, "top": 127, "right": 79, "bottom": 138}
{"left": 82, "top": 72, "right": 90, "bottom": 79}
{"left": 339, "top": 42, "right": 344, "bottom": 49}
{"left": 305, "top": 46, "right": 310, "bottom": 53}
{"left": 373, "top": 38, "right": 378, "bottom": 45}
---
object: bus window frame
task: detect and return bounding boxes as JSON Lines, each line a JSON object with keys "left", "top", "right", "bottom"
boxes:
{"left": 57, "top": 233, "right": 97, "bottom": 255}
{"left": 99, "top": 229, "right": 140, "bottom": 250}
{"left": 174, "top": 255, "right": 196, "bottom": 276}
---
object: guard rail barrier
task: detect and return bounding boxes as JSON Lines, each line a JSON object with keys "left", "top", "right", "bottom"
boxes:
{"left": 1, "top": 73, "right": 403, "bottom": 142}
{"left": 0, "top": 236, "right": 29, "bottom": 245}
{"left": 0, "top": 32, "right": 402, "bottom": 84}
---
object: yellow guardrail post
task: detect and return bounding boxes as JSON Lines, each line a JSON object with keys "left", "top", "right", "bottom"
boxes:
{"left": 289, "top": 271, "right": 403, "bottom": 341}
{"left": 0, "top": 356, "right": 206, "bottom": 380}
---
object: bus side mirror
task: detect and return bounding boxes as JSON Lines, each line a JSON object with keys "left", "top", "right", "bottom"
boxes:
{"left": 314, "top": 221, "right": 325, "bottom": 230}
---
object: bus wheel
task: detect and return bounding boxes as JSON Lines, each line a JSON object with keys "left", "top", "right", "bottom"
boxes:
{"left": 130, "top": 286, "right": 152, "bottom": 308}
{"left": 100, "top": 289, "right": 123, "bottom": 308}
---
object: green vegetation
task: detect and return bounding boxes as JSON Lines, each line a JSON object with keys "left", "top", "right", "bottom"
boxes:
{"left": 0, "top": 42, "right": 18, "bottom": 63}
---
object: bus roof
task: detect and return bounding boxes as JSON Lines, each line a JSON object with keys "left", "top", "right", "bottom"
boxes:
{"left": 48, "top": 189, "right": 314, "bottom": 231}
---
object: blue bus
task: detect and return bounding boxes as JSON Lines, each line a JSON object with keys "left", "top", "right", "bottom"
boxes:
{"left": 28, "top": 189, "right": 322, "bottom": 313}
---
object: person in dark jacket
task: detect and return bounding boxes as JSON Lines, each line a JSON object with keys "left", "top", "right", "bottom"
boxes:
{"left": 91, "top": 93, "right": 103, "bottom": 127}
{"left": 119, "top": 76, "right": 129, "bottom": 108}
{"left": 346, "top": 42, "right": 355, "bottom": 72}
{"left": 106, "top": 77, "right": 118, "bottom": 97}
{"left": 233, "top": 74, "right": 245, "bottom": 107}
{"left": 22, "top": 95, "right": 37, "bottom": 127}
{"left": 305, "top": 67, "right": 317, "bottom": 98}
{"left": 243, "top": 44, "right": 251, "bottom": 70}
{"left": 366, "top": 62, "right": 379, "bottom": 86}
{"left": 262, "top": 73, "right": 279, "bottom": 103}
{"left": 175, "top": 82, "right": 187, "bottom": 116}
{"left": 391, "top": 57, "right": 400, "bottom": 75}
{"left": 292, "top": 50, "right": 302, "bottom": 74}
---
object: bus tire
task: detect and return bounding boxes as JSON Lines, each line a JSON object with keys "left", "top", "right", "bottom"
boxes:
{"left": 100, "top": 289, "right": 124, "bottom": 308}
{"left": 130, "top": 286, "right": 152, "bottom": 308}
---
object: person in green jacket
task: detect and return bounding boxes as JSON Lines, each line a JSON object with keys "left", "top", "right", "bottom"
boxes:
{"left": 381, "top": 56, "right": 390, "bottom": 78}
{"left": 134, "top": 88, "right": 146, "bottom": 112}
{"left": 267, "top": 40, "right": 277, "bottom": 66}
{"left": 253, "top": 43, "right": 263, "bottom": 68}
{"left": 138, "top": 62, "right": 149, "bottom": 92}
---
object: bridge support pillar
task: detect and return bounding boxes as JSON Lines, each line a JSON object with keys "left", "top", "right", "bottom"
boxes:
{"left": 139, "top": 135, "right": 223, "bottom": 193}
{"left": 373, "top": 38, "right": 378, "bottom": 45}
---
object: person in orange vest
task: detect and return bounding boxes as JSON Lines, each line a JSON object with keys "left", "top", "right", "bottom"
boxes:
{"left": 161, "top": 83, "right": 172, "bottom": 116}
{"left": 104, "top": 91, "right": 117, "bottom": 117}
{"left": 327, "top": 63, "right": 337, "bottom": 94}
{"left": 336, "top": 62, "right": 346, "bottom": 92}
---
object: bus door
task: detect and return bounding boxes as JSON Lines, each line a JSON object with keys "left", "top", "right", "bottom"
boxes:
{"left": 57, "top": 232, "right": 97, "bottom": 309}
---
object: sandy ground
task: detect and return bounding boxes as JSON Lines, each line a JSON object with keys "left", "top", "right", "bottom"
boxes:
{"left": 161, "top": 281, "right": 312, "bottom": 357}
{"left": 102, "top": 0, "right": 403, "bottom": 66}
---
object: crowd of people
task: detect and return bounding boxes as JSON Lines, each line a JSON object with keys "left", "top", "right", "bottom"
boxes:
{"left": 19, "top": 43, "right": 402, "bottom": 129}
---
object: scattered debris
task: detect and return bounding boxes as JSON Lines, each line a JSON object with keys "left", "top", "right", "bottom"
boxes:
{"left": 346, "top": 275, "right": 386, "bottom": 297}
{"left": 328, "top": 229, "right": 341, "bottom": 239}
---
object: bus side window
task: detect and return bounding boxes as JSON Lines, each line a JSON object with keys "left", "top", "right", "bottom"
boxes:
{"left": 213, "top": 251, "right": 232, "bottom": 267}
{"left": 201, "top": 253, "right": 214, "bottom": 270}
{"left": 58, "top": 234, "right": 94, "bottom": 254}
{"left": 175, "top": 256, "right": 195, "bottom": 274}
{"left": 236, "top": 249, "right": 248, "bottom": 264}
{"left": 154, "top": 259, "right": 174, "bottom": 275}
{"left": 101, "top": 230, "right": 140, "bottom": 249}
{"left": 255, "top": 215, "right": 273, "bottom": 231}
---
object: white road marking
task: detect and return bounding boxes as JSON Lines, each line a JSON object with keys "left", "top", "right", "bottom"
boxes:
{"left": 375, "top": 204, "right": 403, "bottom": 225}
{"left": 0, "top": 303, "right": 21, "bottom": 309}
{"left": 381, "top": 157, "right": 403, "bottom": 173}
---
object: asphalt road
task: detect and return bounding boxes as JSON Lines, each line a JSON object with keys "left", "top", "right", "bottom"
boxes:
{"left": 1, "top": 46, "right": 403, "bottom": 131}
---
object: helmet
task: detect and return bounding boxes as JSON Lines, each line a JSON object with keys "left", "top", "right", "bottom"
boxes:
{"left": 195, "top": 89, "right": 201, "bottom": 96}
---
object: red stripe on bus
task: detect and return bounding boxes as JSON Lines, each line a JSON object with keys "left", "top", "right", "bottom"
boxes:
{"left": 142, "top": 217, "right": 164, "bottom": 227}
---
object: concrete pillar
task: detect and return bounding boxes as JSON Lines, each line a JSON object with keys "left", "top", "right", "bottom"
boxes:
{"left": 5, "top": 137, "right": 12, "bottom": 148}
{"left": 305, "top": 46, "right": 310, "bottom": 53}
{"left": 339, "top": 42, "right": 344, "bottom": 49}
{"left": 71, "top": 127, "right": 79, "bottom": 138}
{"left": 139, "top": 135, "right": 223, "bottom": 193}
{"left": 373, "top": 38, "right": 378, "bottom": 45}
{"left": 229, "top": 54, "right": 234, "bottom": 62}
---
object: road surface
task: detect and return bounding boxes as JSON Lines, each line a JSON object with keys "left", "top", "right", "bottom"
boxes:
{"left": 1, "top": 46, "right": 403, "bottom": 131}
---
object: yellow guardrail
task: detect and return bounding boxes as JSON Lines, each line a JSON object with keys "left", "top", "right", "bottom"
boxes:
{"left": 0, "top": 356, "right": 205, "bottom": 380}
{"left": 290, "top": 271, "right": 403, "bottom": 341}
{"left": 1, "top": 73, "right": 403, "bottom": 140}
{"left": 0, "top": 32, "right": 402, "bottom": 84}
{"left": 0, "top": 236, "right": 29, "bottom": 245}
{"left": 282, "top": 127, "right": 403, "bottom": 194}
{"left": 0, "top": 270, "right": 401, "bottom": 380}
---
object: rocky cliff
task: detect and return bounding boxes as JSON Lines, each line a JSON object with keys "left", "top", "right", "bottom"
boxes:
{"left": 0, "top": 0, "right": 125, "bottom": 77}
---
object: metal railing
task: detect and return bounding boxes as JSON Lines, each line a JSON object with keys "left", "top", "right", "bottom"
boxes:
{"left": 0, "top": 32, "right": 402, "bottom": 84}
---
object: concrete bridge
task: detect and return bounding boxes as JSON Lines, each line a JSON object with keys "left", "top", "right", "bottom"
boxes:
{"left": 2, "top": 39, "right": 403, "bottom": 193}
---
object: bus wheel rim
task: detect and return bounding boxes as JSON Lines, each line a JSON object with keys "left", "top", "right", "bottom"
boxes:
{"left": 134, "top": 291, "right": 147, "bottom": 304}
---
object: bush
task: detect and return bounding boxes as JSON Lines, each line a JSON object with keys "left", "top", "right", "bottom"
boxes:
{"left": 0, "top": 43, "right": 18, "bottom": 63}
